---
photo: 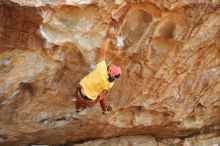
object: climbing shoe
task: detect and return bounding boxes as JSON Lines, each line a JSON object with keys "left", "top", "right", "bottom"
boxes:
{"left": 102, "top": 105, "right": 113, "bottom": 114}
{"left": 76, "top": 104, "right": 87, "bottom": 113}
{"left": 107, "top": 105, "right": 112, "bottom": 112}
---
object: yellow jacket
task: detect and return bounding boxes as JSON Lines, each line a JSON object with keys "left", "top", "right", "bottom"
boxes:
{"left": 79, "top": 61, "right": 114, "bottom": 100}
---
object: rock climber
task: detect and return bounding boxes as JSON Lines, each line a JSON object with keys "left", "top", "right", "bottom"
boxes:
{"left": 73, "top": 33, "right": 121, "bottom": 114}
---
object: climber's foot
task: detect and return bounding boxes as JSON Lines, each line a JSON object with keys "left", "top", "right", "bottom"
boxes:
{"left": 76, "top": 105, "right": 87, "bottom": 113}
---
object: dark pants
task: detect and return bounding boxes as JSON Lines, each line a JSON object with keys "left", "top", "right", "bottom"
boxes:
{"left": 75, "top": 87, "right": 107, "bottom": 111}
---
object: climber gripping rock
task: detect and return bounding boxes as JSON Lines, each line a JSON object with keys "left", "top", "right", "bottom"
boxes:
{"left": 73, "top": 37, "right": 121, "bottom": 114}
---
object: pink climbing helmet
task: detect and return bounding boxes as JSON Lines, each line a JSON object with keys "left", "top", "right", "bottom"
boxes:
{"left": 108, "top": 65, "right": 121, "bottom": 78}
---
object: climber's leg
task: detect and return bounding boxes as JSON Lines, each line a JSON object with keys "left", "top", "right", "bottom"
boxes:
{"left": 75, "top": 88, "right": 99, "bottom": 112}
{"left": 99, "top": 92, "right": 107, "bottom": 112}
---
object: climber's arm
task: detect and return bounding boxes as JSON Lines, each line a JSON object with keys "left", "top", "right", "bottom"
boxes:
{"left": 96, "top": 38, "right": 112, "bottom": 63}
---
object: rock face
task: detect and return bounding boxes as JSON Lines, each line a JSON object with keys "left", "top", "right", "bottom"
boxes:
{"left": 74, "top": 133, "right": 220, "bottom": 146}
{"left": 0, "top": 0, "right": 220, "bottom": 145}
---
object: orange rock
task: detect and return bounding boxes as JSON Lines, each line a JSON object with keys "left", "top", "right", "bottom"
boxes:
{"left": 0, "top": 0, "right": 220, "bottom": 145}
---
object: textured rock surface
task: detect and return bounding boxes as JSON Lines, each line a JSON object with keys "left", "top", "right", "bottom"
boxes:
{"left": 74, "top": 133, "right": 220, "bottom": 146}
{"left": 0, "top": 0, "right": 220, "bottom": 145}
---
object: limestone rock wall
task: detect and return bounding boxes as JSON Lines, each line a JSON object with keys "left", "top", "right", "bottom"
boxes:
{"left": 0, "top": 0, "right": 220, "bottom": 145}
{"left": 74, "top": 133, "right": 220, "bottom": 146}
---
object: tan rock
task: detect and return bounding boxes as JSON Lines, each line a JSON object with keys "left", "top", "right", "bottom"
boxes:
{"left": 74, "top": 135, "right": 157, "bottom": 146}
{"left": 73, "top": 133, "right": 220, "bottom": 146}
{"left": 0, "top": 0, "right": 220, "bottom": 145}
